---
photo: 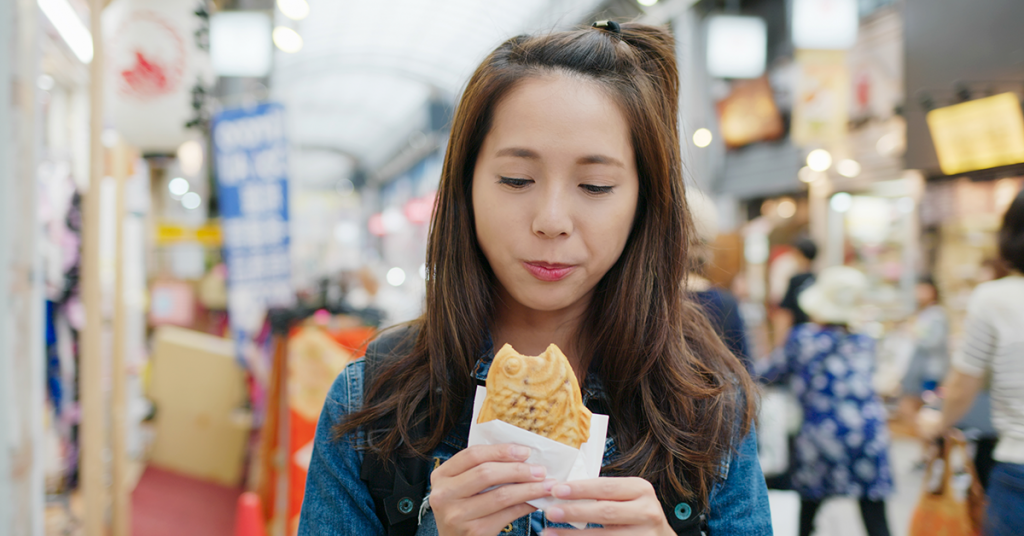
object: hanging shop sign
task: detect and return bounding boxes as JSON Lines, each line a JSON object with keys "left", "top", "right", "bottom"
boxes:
{"left": 403, "top": 192, "right": 436, "bottom": 225}
{"left": 212, "top": 102, "right": 293, "bottom": 348}
{"left": 706, "top": 15, "right": 767, "bottom": 79}
{"left": 792, "top": 0, "right": 858, "bottom": 50}
{"left": 155, "top": 222, "right": 223, "bottom": 246}
{"left": 791, "top": 50, "right": 851, "bottom": 146}
{"left": 927, "top": 92, "right": 1024, "bottom": 175}
{"left": 103, "top": 0, "right": 213, "bottom": 153}
{"left": 209, "top": 11, "right": 272, "bottom": 77}
{"left": 717, "top": 77, "right": 784, "bottom": 148}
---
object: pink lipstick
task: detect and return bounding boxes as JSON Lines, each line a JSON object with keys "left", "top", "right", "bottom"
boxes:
{"left": 523, "top": 261, "right": 575, "bottom": 282}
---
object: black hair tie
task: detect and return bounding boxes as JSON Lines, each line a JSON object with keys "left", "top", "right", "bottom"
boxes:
{"left": 592, "top": 20, "right": 621, "bottom": 34}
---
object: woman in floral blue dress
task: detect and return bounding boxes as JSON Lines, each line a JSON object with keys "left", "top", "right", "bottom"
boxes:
{"left": 759, "top": 266, "right": 893, "bottom": 536}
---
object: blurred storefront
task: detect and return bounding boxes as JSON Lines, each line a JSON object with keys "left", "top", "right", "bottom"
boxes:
{"left": 919, "top": 178, "right": 1023, "bottom": 338}
{"left": 904, "top": 0, "right": 1024, "bottom": 339}
{"left": 681, "top": 0, "right": 916, "bottom": 347}
{"left": 3, "top": 0, "right": 1024, "bottom": 535}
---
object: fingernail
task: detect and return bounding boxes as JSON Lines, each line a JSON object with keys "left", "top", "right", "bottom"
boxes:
{"left": 546, "top": 507, "right": 565, "bottom": 522}
{"left": 543, "top": 478, "right": 556, "bottom": 492}
{"left": 511, "top": 445, "right": 530, "bottom": 459}
{"left": 552, "top": 484, "right": 571, "bottom": 498}
{"left": 530, "top": 465, "right": 546, "bottom": 478}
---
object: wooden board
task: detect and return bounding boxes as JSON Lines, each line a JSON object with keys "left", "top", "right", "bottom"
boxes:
{"left": 111, "top": 140, "right": 130, "bottom": 536}
{"left": 81, "top": 2, "right": 106, "bottom": 534}
{"left": 148, "top": 326, "right": 250, "bottom": 487}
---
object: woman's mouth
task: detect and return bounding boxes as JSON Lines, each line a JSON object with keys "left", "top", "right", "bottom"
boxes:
{"left": 523, "top": 261, "right": 576, "bottom": 282}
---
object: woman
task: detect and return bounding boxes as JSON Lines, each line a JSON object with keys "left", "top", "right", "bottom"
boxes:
{"left": 899, "top": 276, "right": 949, "bottom": 398}
{"left": 298, "top": 22, "right": 770, "bottom": 536}
{"left": 919, "top": 190, "right": 1024, "bottom": 536}
{"left": 759, "top": 266, "right": 893, "bottom": 536}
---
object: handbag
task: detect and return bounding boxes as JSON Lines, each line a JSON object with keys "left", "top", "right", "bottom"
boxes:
{"left": 908, "top": 430, "right": 986, "bottom": 536}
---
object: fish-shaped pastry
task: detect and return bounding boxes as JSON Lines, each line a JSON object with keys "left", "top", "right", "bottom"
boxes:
{"left": 477, "top": 343, "right": 592, "bottom": 449}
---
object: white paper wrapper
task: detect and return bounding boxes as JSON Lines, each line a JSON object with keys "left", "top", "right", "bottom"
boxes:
{"left": 467, "top": 385, "right": 609, "bottom": 529}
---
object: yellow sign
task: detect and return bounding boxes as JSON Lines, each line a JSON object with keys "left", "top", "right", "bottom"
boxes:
{"left": 927, "top": 92, "right": 1024, "bottom": 175}
{"left": 156, "top": 223, "right": 222, "bottom": 246}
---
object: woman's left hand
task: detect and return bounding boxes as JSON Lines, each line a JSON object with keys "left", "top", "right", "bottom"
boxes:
{"left": 539, "top": 477, "right": 675, "bottom": 536}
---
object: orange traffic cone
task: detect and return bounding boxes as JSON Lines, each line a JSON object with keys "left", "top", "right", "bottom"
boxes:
{"left": 235, "top": 492, "right": 268, "bottom": 536}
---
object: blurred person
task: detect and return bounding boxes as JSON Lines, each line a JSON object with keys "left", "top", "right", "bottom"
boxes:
{"left": 344, "top": 265, "right": 419, "bottom": 326}
{"left": 978, "top": 256, "right": 1012, "bottom": 283}
{"left": 731, "top": 268, "right": 772, "bottom": 361}
{"left": 299, "top": 21, "right": 770, "bottom": 536}
{"left": 898, "top": 276, "right": 949, "bottom": 412}
{"left": 686, "top": 189, "right": 752, "bottom": 372}
{"left": 344, "top": 266, "right": 381, "bottom": 310}
{"left": 759, "top": 266, "right": 893, "bottom": 536}
{"left": 919, "top": 190, "right": 1024, "bottom": 536}
{"left": 962, "top": 259, "right": 1006, "bottom": 490}
{"left": 957, "top": 388, "right": 998, "bottom": 491}
{"left": 772, "top": 237, "right": 818, "bottom": 346}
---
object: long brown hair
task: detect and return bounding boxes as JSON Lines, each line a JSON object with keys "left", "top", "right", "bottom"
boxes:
{"left": 336, "top": 22, "right": 757, "bottom": 511}
{"left": 1000, "top": 190, "right": 1024, "bottom": 273}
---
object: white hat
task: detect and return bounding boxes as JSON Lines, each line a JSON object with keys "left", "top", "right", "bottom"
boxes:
{"left": 798, "top": 266, "right": 868, "bottom": 324}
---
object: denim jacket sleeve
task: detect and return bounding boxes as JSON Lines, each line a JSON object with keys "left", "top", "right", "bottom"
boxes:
{"left": 706, "top": 425, "right": 773, "bottom": 535}
{"left": 298, "top": 359, "right": 385, "bottom": 536}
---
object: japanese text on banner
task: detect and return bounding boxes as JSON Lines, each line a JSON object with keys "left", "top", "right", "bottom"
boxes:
{"left": 212, "top": 102, "right": 294, "bottom": 352}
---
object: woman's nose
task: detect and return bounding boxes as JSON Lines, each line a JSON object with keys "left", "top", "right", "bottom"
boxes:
{"left": 531, "top": 185, "right": 573, "bottom": 238}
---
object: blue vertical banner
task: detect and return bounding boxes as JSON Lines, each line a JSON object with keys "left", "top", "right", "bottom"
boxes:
{"left": 212, "top": 102, "right": 293, "bottom": 351}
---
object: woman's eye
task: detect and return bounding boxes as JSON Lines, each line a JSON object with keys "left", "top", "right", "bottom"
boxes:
{"left": 498, "top": 177, "right": 532, "bottom": 188}
{"left": 580, "top": 184, "right": 614, "bottom": 195}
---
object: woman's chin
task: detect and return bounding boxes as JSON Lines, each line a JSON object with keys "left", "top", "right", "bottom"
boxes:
{"left": 507, "top": 290, "right": 584, "bottom": 314}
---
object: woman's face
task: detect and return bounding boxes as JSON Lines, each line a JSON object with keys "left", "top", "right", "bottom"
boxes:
{"left": 472, "top": 73, "right": 640, "bottom": 315}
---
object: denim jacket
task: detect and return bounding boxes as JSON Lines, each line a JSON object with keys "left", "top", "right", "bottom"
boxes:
{"left": 299, "top": 340, "right": 773, "bottom": 536}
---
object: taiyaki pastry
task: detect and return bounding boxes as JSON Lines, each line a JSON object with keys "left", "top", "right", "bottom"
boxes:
{"left": 477, "top": 343, "right": 592, "bottom": 449}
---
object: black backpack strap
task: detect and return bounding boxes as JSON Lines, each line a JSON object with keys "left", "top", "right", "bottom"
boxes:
{"left": 661, "top": 498, "right": 707, "bottom": 536}
{"left": 359, "top": 327, "right": 430, "bottom": 536}
{"left": 359, "top": 429, "right": 429, "bottom": 535}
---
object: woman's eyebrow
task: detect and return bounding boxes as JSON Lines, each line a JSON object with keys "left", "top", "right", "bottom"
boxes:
{"left": 495, "top": 147, "right": 540, "bottom": 159}
{"left": 495, "top": 147, "right": 624, "bottom": 168}
{"left": 576, "top": 154, "right": 625, "bottom": 168}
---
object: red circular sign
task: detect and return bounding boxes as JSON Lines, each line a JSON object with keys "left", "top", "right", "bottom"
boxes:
{"left": 109, "top": 9, "right": 186, "bottom": 101}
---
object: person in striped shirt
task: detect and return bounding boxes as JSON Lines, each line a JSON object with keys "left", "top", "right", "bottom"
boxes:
{"left": 919, "top": 189, "right": 1024, "bottom": 536}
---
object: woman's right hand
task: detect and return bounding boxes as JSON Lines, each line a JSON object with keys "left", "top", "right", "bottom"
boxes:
{"left": 429, "top": 444, "right": 555, "bottom": 536}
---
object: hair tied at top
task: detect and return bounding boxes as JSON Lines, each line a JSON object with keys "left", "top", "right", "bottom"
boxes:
{"left": 591, "top": 20, "right": 621, "bottom": 34}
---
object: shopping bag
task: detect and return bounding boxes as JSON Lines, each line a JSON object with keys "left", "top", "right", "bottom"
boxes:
{"left": 908, "top": 431, "right": 986, "bottom": 536}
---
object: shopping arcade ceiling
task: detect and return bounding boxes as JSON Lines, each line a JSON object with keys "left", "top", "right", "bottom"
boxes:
{"left": 270, "top": 0, "right": 621, "bottom": 189}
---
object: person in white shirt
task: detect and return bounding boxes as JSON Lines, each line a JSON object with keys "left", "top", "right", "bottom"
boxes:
{"left": 920, "top": 189, "right": 1024, "bottom": 536}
